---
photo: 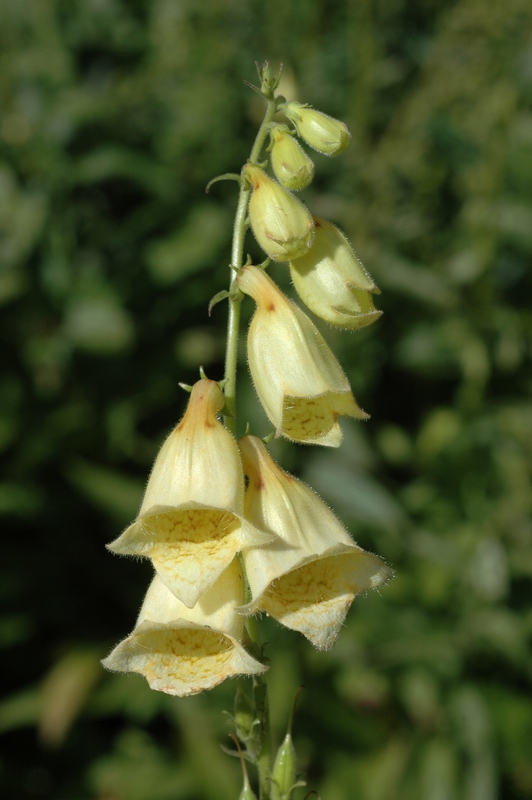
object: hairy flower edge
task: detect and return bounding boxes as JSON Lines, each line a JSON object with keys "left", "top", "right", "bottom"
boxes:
{"left": 102, "top": 561, "right": 267, "bottom": 696}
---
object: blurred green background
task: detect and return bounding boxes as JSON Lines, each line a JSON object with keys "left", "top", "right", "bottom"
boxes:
{"left": 1, "top": 0, "right": 531, "bottom": 798}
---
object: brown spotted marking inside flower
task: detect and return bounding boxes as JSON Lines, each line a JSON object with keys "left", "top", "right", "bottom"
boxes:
{"left": 127, "top": 629, "right": 241, "bottom": 696}
{"left": 126, "top": 509, "right": 247, "bottom": 608}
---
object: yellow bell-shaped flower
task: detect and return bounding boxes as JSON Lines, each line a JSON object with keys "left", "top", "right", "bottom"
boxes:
{"left": 238, "top": 436, "right": 392, "bottom": 650}
{"left": 236, "top": 264, "right": 367, "bottom": 447}
{"left": 283, "top": 101, "right": 351, "bottom": 156}
{"left": 243, "top": 163, "right": 314, "bottom": 261}
{"left": 289, "top": 216, "right": 382, "bottom": 330}
{"left": 102, "top": 559, "right": 267, "bottom": 697}
{"left": 107, "top": 379, "right": 270, "bottom": 608}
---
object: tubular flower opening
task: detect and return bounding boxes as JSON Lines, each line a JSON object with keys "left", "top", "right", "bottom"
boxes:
{"left": 236, "top": 265, "right": 367, "bottom": 447}
{"left": 269, "top": 123, "right": 314, "bottom": 191}
{"left": 107, "top": 378, "right": 271, "bottom": 608}
{"left": 289, "top": 216, "right": 382, "bottom": 330}
{"left": 102, "top": 559, "right": 267, "bottom": 697}
{"left": 238, "top": 435, "right": 393, "bottom": 650}
{"left": 242, "top": 162, "right": 314, "bottom": 261}
{"left": 283, "top": 101, "right": 351, "bottom": 157}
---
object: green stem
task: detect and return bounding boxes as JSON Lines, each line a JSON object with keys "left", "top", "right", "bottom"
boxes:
{"left": 256, "top": 676, "right": 272, "bottom": 800}
{"left": 245, "top": 615, "right": 272, "bottom": 800}
{"left": 222, "top": 92, "right": 277, "bottom": 799}
{"left": 223, "top": 95, "right": 277, "bottom": 434}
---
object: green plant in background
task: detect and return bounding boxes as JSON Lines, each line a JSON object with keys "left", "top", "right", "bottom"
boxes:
{"left": 101, "top": 62, "right": 392, "bottom": 800}
{"left": 1, "top": 1, "right": 532, "bottom": 798}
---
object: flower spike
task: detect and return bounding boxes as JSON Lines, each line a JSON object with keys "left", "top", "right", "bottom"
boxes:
{"left": 236, "top": 265, "right": 367, "bottom": 447}
{"left": 238, "top": 436, "right": 393, "bottom": 649}
{"left": 107, "top": 379, "right": 271, "bottom": 608}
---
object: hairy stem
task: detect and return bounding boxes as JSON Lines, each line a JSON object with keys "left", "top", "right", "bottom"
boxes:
{"left": 222, "top": 92, "right": 277, "bottom": 799}
{"left": 223, "top": 95, "right": 276, "bottom": 433}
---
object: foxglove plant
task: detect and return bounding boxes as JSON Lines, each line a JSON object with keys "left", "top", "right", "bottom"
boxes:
{"left": 103, "top": 62, "right": 392, "bottom": 799}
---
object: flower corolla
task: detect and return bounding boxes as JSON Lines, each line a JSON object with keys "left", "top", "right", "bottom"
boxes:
{"left": 102, "top": 559, "right": 267, "bottom": 696}
{"left": 107, "top": 378, "right": 270, "bottom": 608}
{"left": 269, "top": 123, "right": 314, "bottom": 191}
{"left": 236, "top": 265, "right": 367, "bottom": 447}
{"left": 238, "top": 436, "right": 392, "bottom": 649}
{"left": 283, "top": 102, "right": 351, "bottom": 156}
{"left": 289, "top": 216, "right": 382, "bottom": 330}
{"left": 243, "top": 163, "right": 314, "bottom": 261}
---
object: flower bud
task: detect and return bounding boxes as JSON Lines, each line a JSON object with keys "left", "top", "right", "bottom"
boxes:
{"left": 270, "top": 732, "right": 297, "bottom": 800}
{"left": 107, "top": 379, "right": 271, "bottom": 608}
{"left": 243, "top": 163, "right": 314, "bottom": 261}
{"left": 283, "top": 101, "right": 351, "bottom": 156}
{"left": 269, "top": 123, "right": 314, "bottom": 191}
{"left": 102, "top": 559, "right": 267, "bottom": 697}
{"left": 236, "top": 265, "right": 367, "bottom": 447}
{"left": 238, "top": 436, "right": 393, "bottom": 650}
{"left": 289, "top": 216, "right": 382, "bottom": 330}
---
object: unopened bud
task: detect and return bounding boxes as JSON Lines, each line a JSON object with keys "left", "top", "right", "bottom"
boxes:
{"left": 229, "top": 732, "right": 258, "bottom": 800}
{"left": 269, "top": 124, "right": 314, "bottom": 191}
{"left": 283, "top": 102, "right": 351, "bottom": 157}
{"left": 243, "top": 163, "right": 314, "bottom": 261}
{"left": 270, "top": 732, "right": 297, "bottom": 800}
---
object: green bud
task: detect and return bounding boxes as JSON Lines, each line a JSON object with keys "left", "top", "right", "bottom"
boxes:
{"left": 243, "top": 163, "right": 315, "bottom": 261}
{"left": 270, "top": 124, "right": 314, "bottom": 191}
{"left": 239, "top": 776, "right": 258, "bottom": 800}
{"left": 229, "top": 731, "right": 258, "bottom": 800}
{"left": 283, "top": 101, "right": 351, "bottom": 157}
{"left": 270, "top": 731, "right": 297, "bottom": 800}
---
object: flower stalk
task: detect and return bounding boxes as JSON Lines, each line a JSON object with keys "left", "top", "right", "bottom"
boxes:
{"left": 224, "top": 90, "right": 277, "bottom": 432}
{"left": 103, "top": 60, "right": 391, "bottom": 800}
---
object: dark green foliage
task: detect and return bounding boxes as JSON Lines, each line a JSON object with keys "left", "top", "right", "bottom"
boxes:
{"left": 1, "top": 1, "right": 531, "bottom": 798}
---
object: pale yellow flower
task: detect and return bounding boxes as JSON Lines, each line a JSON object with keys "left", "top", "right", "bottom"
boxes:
{"left": 236, "top": 265, "right": 367, "bottom": 447}
{"left": 243, "top": 163, "right": 314, "bottom": 261}
{"left": 107, "top": 379, "right": 270, "bottom": 608}
{"left": 238, "top": 435, "right": 392, "bottom": 650}
{"left": 283, "top": 102, "right": 351, "bottom": 156}
{"left": 269, "top": 123, "right": 314, "bottom": 191}
{"left": 102, "top": 559, "right": 267, "bottom": 697}
{"left": 290, "top": 216, "right": 382, "bottom": 330}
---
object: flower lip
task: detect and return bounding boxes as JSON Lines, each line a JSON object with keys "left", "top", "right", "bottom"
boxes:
{"left": 108, "top": 502, "right": 272, "bottom": 609}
